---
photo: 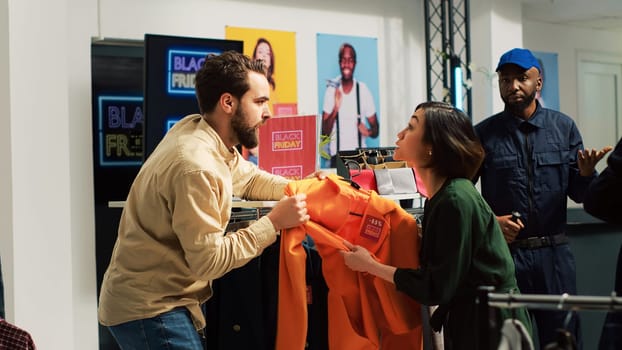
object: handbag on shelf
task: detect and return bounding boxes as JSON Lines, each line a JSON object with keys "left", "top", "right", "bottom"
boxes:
{"left": 335, "top": 148, "right": 418, "bottom": 195}
{"left": 347, "top": 166, "right": 378, "bottom": 191}
{"left": 336, "top": 150, "right": 377, "bottom": 191}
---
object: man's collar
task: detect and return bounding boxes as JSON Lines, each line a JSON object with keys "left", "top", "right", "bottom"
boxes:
{"left": 502, "top": 101, "right": 544, "bottom": 132}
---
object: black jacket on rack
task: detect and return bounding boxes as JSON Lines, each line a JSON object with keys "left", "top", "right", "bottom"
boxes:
{"left": 203, "top": 236, "right": 329, "bottom": 350}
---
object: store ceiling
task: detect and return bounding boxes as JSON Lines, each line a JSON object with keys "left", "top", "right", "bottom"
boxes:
{"left": 522, "top": 0, "right": 622, "bottom": 32}
{"left": 238, "top": 0, "right": 622, "bottom": 32}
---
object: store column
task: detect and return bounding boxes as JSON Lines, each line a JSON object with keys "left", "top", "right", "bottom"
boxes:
{"left": 470, "top": 0, "right": 524, "bottom": 123}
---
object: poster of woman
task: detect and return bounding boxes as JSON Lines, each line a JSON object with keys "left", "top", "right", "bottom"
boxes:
{"left": 225, "top": 26, "right": 299, "bottom": 163}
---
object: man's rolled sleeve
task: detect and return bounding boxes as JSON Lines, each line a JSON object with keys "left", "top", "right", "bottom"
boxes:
{"left": 245, "top": 215, "right": 279, "bottom": 249}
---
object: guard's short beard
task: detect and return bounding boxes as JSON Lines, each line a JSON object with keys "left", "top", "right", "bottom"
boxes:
{"left": 504, "top": 91, "right": 537, "bottom": 115}
{"left": 231, "top": 105, "right": 259, "bottom": 149}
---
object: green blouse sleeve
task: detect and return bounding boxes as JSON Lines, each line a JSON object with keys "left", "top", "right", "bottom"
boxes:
{"left": 394, "top": 184, "right": 476, "bottom": 305}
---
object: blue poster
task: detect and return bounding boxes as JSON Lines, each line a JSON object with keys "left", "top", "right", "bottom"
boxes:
{"left": 533, "top": 51, "right": 560, "bottom": 111}
{"left": 317, "top": 34, "right": 380, "bottom": 168}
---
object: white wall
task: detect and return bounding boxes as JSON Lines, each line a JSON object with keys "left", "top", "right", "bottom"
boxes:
{"left": 1, "top": 0, "right": 621, "bottom": 349}
{"left": 98, "top": 0, "right": 428, "bottom": 144}
{"left": 2, "top": 0, "right": 99, "bottom": 348}
{"left": 0, "top": 0, "right": 97, "bottom": 349}
{"left": 0, "top": 0, "right": 13, "bottom": 324}
{"left": 470, "top": 0, "right": 524, "bottom": 124}
{"left": 523, "top": 19, "right": 622, "bottom": 122}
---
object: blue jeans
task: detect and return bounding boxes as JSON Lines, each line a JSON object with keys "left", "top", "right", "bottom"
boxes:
{"left": 108, "top": 307, "right": 204, "bottom": 350}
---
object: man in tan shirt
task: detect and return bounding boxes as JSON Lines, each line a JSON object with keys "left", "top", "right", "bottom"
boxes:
{"left": 98, "top": 51, "right": 310, "bottom": 349}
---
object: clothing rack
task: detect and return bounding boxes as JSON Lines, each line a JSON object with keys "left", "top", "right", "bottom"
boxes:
{"left": 476, "top": 286, "right": 622, "bottom": 350}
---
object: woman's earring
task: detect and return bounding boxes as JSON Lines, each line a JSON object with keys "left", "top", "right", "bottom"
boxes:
{"left": 428, "top": 150, "right": 433, "bottom": 156}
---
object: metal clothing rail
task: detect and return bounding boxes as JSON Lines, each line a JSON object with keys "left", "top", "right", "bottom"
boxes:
{"left": 476, "top": 286, "right": 622, "bottom": 350}
{"left": 110, "top": 199, "right": 423, "bottom": 232}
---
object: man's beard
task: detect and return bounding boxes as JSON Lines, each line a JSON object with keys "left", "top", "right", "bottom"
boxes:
{"left": 231, "top": 105, "right": 260, "bottom": 149}
{"left": 503, "top": 90, "right": 537, "bottom": 114}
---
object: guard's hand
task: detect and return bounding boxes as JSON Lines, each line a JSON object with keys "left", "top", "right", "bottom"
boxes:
{"left": 497, "top": 215, "right": 523, "bottom": 243}
{"left": 266, "top": 194, "right": 309, "bottom": 231}
{"left": 578, "top": 146, "right": 613, "bottom": 176}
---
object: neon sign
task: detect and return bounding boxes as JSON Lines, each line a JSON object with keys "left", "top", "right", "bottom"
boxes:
{"left": 167, "top": 49, "right": 220, "bottom": 95}
{"left": 98, "top": 95, "right": 143, "bottom": 166}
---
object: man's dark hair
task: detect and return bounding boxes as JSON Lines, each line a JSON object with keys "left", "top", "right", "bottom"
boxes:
{"left": 416, "top": 101, "right": 484, "bottom": 180}
{"left": 338, "top": 43, "right": 357, "bottom": 63}
{"left": 195, "top": 51, "right": 266, "bottom": 114}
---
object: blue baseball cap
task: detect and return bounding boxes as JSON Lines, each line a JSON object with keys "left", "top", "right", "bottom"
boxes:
{"left": 496, "top": 48, "right": 541, "bottom": 72}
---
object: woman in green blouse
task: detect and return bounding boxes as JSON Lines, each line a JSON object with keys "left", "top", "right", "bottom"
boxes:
{"left": 340, "top": 101, "right": 532, "bottom": 349}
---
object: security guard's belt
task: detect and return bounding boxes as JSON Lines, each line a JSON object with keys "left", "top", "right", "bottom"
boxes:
{"left": 509, "top": 233, "right": 569, "bottom": 250}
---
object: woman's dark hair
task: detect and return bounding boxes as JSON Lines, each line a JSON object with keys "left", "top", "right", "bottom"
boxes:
{"left": 194, "top": 51, "right": 266, "bottom": 114}
{"left": 416, "top": 101, "right": 485, "bottom": 180}
{"left": 253, "top": 38, "right": 275, "bottom": 90}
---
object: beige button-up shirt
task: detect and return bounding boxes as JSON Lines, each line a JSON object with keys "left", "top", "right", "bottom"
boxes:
{"left": 98, "top": 114, "right": 288, "bottom": 330}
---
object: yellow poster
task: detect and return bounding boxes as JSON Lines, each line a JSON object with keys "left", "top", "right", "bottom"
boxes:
{"left": 225, "top": 26, "right": 298, "bottom": 116}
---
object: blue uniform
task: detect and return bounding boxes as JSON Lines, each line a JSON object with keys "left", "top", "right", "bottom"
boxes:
{"left": 475, "top": 102, "right": 594, "bottom": 348}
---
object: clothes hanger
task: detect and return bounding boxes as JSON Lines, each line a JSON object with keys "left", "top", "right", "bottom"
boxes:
{"left": 556, "top": 292, "right": 569, "bottom": 311}
{"left": 558, "top": 293, "right": 576, "bottom": 337}
{"left": 609, "top": 291, "right": 619, "bottom": 311}
{"left": 338, "top": 176, "right": 361, "bottom": 190}
{"left": 543, "top": 293, "right": 577, "bottom": 350}
{"left": 508, "top": 289, "right": 519, "bottom": 326}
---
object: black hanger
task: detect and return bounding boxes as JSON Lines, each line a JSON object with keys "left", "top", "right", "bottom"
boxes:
{"left": 543, "top": 328, "right": 577, "bottom": 350}
{"left": 543, "top": 293, "right": 577, "bottom": 350}
{"left": 338, "top": 176, "right": 360, "bottom": 190}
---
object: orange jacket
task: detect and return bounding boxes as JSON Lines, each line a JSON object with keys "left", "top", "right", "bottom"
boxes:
{"left": 277, "top": 175, "right": 422, "bottom": 350}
